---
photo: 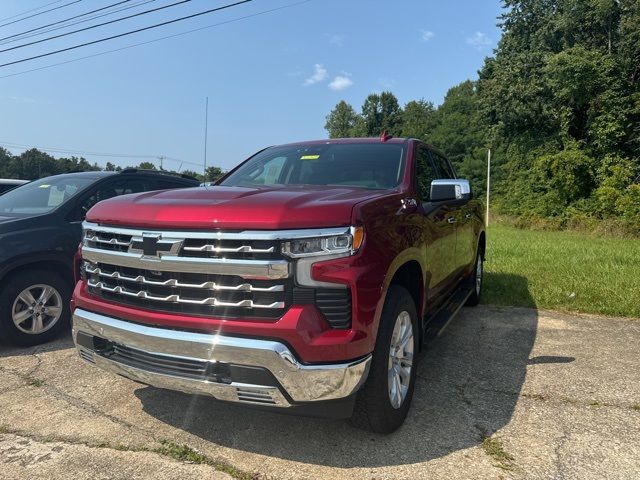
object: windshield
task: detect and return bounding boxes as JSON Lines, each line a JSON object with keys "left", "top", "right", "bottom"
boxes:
{"left": 220, "top": 143, "right": 406, "bottom": 190}
{"left": 0, "top": 175, "right": 94, "bottom": 216}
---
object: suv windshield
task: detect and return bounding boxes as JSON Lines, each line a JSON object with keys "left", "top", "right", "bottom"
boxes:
{"left": 0, "top": 175, "right": 94, "bottom": 216}
{"left": 220, "top": 143, "right": 406, "bottom": 190}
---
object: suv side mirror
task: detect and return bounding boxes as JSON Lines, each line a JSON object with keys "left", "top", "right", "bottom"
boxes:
{"left": 430, "top": 179, "right": 472, "bottom": 202}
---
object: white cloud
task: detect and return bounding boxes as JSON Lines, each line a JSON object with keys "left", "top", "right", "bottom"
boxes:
{"left": 303, "top": 64, "right": 328, "bottom": 86}
{"left": 421, "top": 30, "right": 435, "bottom": 42}
{"left": 466, "top": 31, "right": 492, "bottom": 50}
{"left": 328, "top": 75, "right": 354, "bottom": 91}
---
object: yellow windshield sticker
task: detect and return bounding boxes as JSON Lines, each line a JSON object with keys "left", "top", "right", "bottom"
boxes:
{"left": 300, "top": 155, "right": 320, "bottom": 160}
{"left": 39, "top": 184, "right": 51, "bottom": 188}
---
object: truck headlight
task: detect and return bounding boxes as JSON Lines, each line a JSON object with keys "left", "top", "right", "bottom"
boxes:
{"left": 284, "top": 227, "right": 364, "bottom": 288}
{"left": 282, "top": 226, "right": 364, "bottom": 258}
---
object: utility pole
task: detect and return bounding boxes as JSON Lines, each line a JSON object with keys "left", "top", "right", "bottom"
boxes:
{"left": 486, "top": 148, "right": 491, "bottom": 228}
{"left": 203, "top": 96, "right": 209, "bottom": 178}
{"left": 158, "top": 155, "right": 165, "bottom": 170}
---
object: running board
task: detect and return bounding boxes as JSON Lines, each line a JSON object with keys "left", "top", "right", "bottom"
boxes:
{"left": 422, "top": 281, "right": 474, "bottom": 341}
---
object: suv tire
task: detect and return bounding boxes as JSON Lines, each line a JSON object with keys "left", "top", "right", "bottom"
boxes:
{"left": 0, "top": 270, "right": 71, "bottom": 347}
{"left": 349, "top": 285, "right": 418, "bottom": 433}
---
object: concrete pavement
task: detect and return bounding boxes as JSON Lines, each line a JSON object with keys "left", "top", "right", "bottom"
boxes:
{"left": 0, "top": 306, "right": 638, "bottom": 479}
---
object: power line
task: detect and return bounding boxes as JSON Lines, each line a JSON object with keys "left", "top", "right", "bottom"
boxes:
{"left": 0, "top": 0, "right": 252, "bottom": 68}
{"left": 0, "top": 0, "right": 132, "bottom": 44}
{"left": 0, "top": 141, "right": 202, "bottom": 167}
{"left": 0, "top": 0, "right": 311, "bottom": 79}
{"left": 0, "top": 0, "right": 157, "bottom": 45}
{"left": 0, "top": 0, "right": 65, "bottom": 24}
{"left": 0, "top": 0, "right": 193, "bottom": 54}
{"left": 0, "top": 1, "right": 83, "bottom": 29}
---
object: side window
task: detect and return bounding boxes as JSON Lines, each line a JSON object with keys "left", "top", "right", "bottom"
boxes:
{"left": 415, "top": 145, "right": 437, "bottom": 201}
{"left": 156, "top": 179, "right": 189, "bottom": 190}
{"left": 76, "top": 179, "right": 147, "bottom": 219}
{"left": 432, "top": 152, "right": 455, "bottom": 179}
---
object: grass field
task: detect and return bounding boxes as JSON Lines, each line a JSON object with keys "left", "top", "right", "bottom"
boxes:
{"left": 482, "top": 224, "right": 640, "bottom": 318}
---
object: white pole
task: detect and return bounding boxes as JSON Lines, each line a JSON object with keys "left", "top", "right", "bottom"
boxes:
{"left": 486, "top": 148, "right": 491, "bottom": 228}
{"left": 203, "top": 96, "right": 209, "bottom": 177}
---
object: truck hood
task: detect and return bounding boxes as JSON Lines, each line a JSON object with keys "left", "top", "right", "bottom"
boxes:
{"left": 86, "top": 185, "right": 391, "bottom": 230}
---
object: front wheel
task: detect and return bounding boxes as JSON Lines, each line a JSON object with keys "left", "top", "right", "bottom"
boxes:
{"left": 349, "top": 285, "right": 418, "bottom": 433}
{"left": 0, "top": 270, "right": 71, "bottom": 347}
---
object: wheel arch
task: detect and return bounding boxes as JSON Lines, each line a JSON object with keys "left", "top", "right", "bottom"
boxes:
{"left": 372, "top": 250, "right": 427, "bottom": 349}
{"left": 0, "top": 255, "right": 73, "bottom": 287}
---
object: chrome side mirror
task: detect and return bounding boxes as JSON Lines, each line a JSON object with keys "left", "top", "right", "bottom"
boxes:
{"left": 430, "top": 179, "right": 471, "bottom": 201}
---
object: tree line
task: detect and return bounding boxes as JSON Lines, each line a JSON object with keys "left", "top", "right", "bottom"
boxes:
{"left": 0, "top": 147, "right": 224, "bottom": 182}
{"left": 325, "top": 0, "right": 639, "bottom": 235}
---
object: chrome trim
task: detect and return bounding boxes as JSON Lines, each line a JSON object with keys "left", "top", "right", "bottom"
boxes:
{"left": 83, "top": 222, "right": 350, "bottom": 241}
{"left": 182, "top": 244, "right": 275, "bottom": 254}
{"left": 431, "top": 179, "right": 471, "bottom": 199}
{"left": 72, "top": 308, "right": 371, "bottom": 404}
{"left": 84, "top": 265, "right": 284, "bottom": 292}
{"left": 85, "top": 352, "right": 289, "bottom": 406}
{"left": 82, "top": 246, "right": 290, "bottom": 280}
{"left": 87, "top": 280, "right": 285, "bottom": 309}
{"left": 84, "top": 235, "right": 130, "bottom": 247}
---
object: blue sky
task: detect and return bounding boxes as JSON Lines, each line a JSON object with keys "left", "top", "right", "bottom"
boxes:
{"left": 0, "top": 0, "right": 503, "bottom": 172}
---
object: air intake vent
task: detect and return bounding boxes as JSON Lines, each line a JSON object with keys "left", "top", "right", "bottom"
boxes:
{"left": 78, "top": 349, "right": 95, "bottom": 364}
{"left": 235, "top": 387, "right": 278, "bottom": 405}
{"left": 293, "top": 288, "right": 352, "bottom": 329}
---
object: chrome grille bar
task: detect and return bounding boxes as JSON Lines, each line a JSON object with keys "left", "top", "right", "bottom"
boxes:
{"left": 82, "top": 247, "right": 289, "bottom": 280}
{"left": 83, "top": 221, "right": 350, "bottom": 241}
{"left": 88, "top": 280, "right": 285, "bottom": 309}
{"left": 85, "top": 265, "right": 284, "bottom": 292}
{"left": 183, "top": 244, "right": 275, "bottom": 254}
{"left": 85, "top": 235, "right": 131, "bottom": 247}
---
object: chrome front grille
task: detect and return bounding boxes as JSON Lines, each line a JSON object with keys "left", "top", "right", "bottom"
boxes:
{"left": 82, "top": 222, "right": 292, "bottom": 319}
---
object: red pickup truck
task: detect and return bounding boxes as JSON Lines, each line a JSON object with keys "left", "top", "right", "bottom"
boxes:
{"left": 72, "top": 137, "right": 485, "bottom": 433}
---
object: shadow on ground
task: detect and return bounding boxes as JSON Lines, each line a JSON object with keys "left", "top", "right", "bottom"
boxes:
{"left": 0, "top": 331, "right": 73, "bottom": 358}
{"left": 132, "top": 274, "right": 569, "bottom": 468}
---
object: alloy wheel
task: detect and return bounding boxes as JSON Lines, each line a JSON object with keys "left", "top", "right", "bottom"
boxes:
{"left": 387, "top": 311, "right": 414, "bottom": 409}
{"left": 12, "top": 284, "right": 63, "bottom": 335}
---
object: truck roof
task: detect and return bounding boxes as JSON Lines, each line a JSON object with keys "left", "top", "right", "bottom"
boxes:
{"left": 277, "top": 137, "right": 411, "bottom": 148}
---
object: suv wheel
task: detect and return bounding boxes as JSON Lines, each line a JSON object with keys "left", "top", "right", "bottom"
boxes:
{"left": 0, "top": 270, "right": 71, "bottom": 347}
{"left": 349, "top": 285, "right": 418, "bottom": 433}
{"left": 465, "top": 249, "right": 484, "bottom": 306}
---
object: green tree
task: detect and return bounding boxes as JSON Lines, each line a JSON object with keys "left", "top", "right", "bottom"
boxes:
{"left": 400, "top": 100, "right": 437, "bottom": 140}
{"left": 360, "top": 91, "right": 403, "bottom": 136}
{"left": 324, "top": 100, "right": 360, "bottom": 138}
{"left": 205, "top": 166, "right": 224, "bottom": 182}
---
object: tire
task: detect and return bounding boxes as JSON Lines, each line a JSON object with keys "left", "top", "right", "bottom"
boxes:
{"left": 0, "top": 269, "right": 71, "bottom": 347}
{"left": 465, "top": 248, "right": 484, "bottom": 307}
{"left": 349, "top": 285, "right": 418, "bottom": 434}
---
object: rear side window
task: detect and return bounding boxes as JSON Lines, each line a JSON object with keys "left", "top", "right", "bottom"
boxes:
{"left": 431, "top": 152, "right": 455, "bottom": 179}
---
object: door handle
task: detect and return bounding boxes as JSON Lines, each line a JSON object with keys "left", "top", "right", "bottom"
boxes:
{"left": 447, "top": 216, "right": 457, "bottom": 224}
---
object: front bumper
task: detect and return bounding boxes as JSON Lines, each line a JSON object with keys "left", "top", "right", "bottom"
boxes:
{"left": 72, "top": 308, "right": 371, "bottom": 408}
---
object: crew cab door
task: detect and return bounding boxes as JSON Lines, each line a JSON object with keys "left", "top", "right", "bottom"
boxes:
{"left": 430, "top": 152, "right": 475, "bottom": 274}
{"left": 414, "top": 144, "right": 458, "bottom": 302}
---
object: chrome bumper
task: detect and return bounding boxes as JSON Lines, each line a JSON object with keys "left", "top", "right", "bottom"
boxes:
{"left": 72, "top": 309, "right": 371, "bottom": 408}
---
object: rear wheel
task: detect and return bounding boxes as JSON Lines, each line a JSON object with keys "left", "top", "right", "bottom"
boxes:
{"left": 465, "top": 248, "right": 484, "bottom": 306}
{"left": 0, "top": 270, "right": 71, "bottom": 347}
{"left": 349, "top": 285, "right": 418, "bottom": 433}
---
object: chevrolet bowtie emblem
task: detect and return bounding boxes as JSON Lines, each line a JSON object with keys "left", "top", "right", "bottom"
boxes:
{"left": 129, "top": 234, "right": 183, "bottom": 259}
